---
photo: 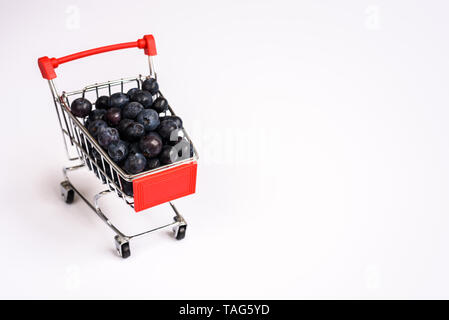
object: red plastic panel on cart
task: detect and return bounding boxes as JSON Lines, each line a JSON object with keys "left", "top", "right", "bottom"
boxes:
{"left": 133, "top": 162, "right": 197, "bottom": 212}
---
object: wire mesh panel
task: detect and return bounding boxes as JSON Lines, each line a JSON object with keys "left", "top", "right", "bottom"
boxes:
{"left": 53, "top": 75, "right": 198, "bottom": 211}
{"left": 39, "top": 35, "right": 195, "bottom": 257}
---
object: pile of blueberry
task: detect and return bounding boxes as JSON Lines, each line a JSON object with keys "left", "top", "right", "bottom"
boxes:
{"left": 70, "top": 78, "right": 192, "bottom": 195}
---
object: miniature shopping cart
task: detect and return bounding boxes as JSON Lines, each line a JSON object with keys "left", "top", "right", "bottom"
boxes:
{"left": 38, "top": 35, "right": 198, "bottom": 258}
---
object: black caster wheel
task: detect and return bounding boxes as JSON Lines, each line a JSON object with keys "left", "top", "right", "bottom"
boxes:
{"left": 114, "top": 235, "right": 131, "bottom": 259}
{"left": 60, "top": 181, "right": 75, "bottom": 204}
{"left": 174, "top": 224, "right": 187, "bottom": 240}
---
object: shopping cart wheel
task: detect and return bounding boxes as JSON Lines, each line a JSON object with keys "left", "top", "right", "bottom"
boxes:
{"left": 60, "top": 181, "right": 75, "bottom": 204}
{"left": 173, "top": 223, "right": 187, "bottom": 240}
{"left": 114, "top": 235, "right": 131, "bottom": 259}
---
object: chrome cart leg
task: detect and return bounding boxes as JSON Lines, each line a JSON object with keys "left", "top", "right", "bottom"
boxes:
{"left": 60, "top": 163, "right": 85, "bottom": 204}
{"left": 170, "top": 202, "right": 187, "bottom": 240}
{"left": 114, "top": 235, "right": 131, "bottom": 259}
{"left": 61, "top": 164, "right": 189, "bottom": 258}
{"left": 94, "top": 190, "right": 131, "bottom": 258}
{"left": 63, "top": 162, "right": 85, "bottom": 179}
{"left": 60, "top": 180, "right": 75, "bottom": 204}
{"left": 93, "top": 190, "right": 127, "bottom": 238}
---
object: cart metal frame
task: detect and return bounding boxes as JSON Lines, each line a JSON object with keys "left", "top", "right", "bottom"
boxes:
{"left": 41, "top": 37, "right": 198, "bottom": 258}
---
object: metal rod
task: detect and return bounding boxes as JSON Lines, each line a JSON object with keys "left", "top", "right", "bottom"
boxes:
{"left": 148, "top": 56, "right": 155, "bottom": 78}
{"left": 93, "top": 190, "right": 126, "bottom": 238}
{"left": 48, "top": 80, "right": 72, "bottom": 158}
{"left": 129, "top": 221, "right": 178, "bottom": 239}
{"left": 63, "top": 167, "right": 183, "bottom": 241}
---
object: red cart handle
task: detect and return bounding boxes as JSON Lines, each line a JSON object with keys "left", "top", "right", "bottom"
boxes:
{"left": 38, "top": 35, "right": 157, "bottom": 80}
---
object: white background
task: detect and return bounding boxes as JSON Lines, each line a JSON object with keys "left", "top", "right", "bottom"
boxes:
{"left": 1, "top": 0, "right": 448, "bottom": 299}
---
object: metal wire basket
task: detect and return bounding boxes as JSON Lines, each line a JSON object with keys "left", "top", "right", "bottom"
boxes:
{"left": 38, "top": 35, "right": 198, "bottom": 258}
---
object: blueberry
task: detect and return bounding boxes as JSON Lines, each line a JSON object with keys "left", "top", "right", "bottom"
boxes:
{"left": 174, "top": 139, "right": 191, "bottom": 160}
{"left": 142, "top": 78, "right": 159, "bottom": 95}
{"left": 88, "top": 109, "right": 107, "bottom": 122}
{"left": 159, "top": 145, "right": 178, "bottom": 165}
{"left": 105, "top": 107, "right": 122, "bottom": 126}
{"left": 139, "top": 132, "right": 163, "bottom": 158}
{"left": 124, "top": 122, "right": 145, "bottom": 141}
{"left": 126, "top": 88, "right": 139, "bottom": 99}
{"left": 121, "top": 140, "right": 130, "bottom": 148}
{"left": 109, "top": 92, "right": 129, "bottom": 109}
{"left": 131, "top": 90, "right": 153, "bottom": 108}
{"left": 117, "top": 118, "right": 134, "bottom": 135}
{"left": 97, "top": 127, "right": 120, "bottom": 148}
{"left": 88, "top": 119, "right": 108, "bottom": 138}
{"left": 95, "top": 96, "right": 110, "bottom": 109}
{"left": 152, "top": 97, "right": 169, "bottom": 113}
{"left": 136, "top": 109, "right": 160, "bottom": 132}
{"left": 128, "top": 142, "right": 142, "bottom": 155}
{"left": 146, "top": 157, "right": 160, "bottom": 170}
{"left": 128, "top": 89, "right": 139, "bottom": 101}
{"left": 122, "top": 102, "right": 144, "bottom": 120}
{"left": 71, "top": 98, "right": 92, "bottom": 118}
{"left": 163, "top": 115, "right": 183, "bottom": 128}
{"left": 158, "top": 119, "right": 179, "bottom": 141}
{"left": 124, "top": 153, "right": 147, "bottom": 174}
{"left": 171, "top": 116, "right": 183, "bottom": 128}
{"left": 108, "top": 140, "right": 128, "bottom": 163}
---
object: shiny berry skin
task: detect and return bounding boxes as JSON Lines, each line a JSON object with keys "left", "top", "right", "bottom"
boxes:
{"left": 122, "top": 102, "right": 144, "bottom": 120}
{"left": 124, "top": 152, "right": 147, "bottom": 174}
{"left": 126, "top": 88, "right": 139, "bottom": 99}
{"left": 117, "top": 118, "right": 134, "bottom": 135}
{"left": 105, "top": 107, "right": 122, "bottom": 126}
{"left": 162, "top": 115, "right": 183, "bottom": 129}
{"left": 124, "top": 122, "right": 145, "bottom": 141}
{"left": 131, "top": 90, "right": 153, "bottom": 108}
{"left": 95, "top": 96, "right": 110, "bottom": 109}
{"left": 159, "top": 145, "right": 178, "bottom": 165}
{"left": 88, "top": 119, "right": 108, "bottom": 138}
{"left": 108, "top": 140, "right": 128, "bottom": 164}
{"left": 158, "top": 119, "right": 179, "bottom": 141}
{"left": 109, "top": 92, "right": 129, "bottom": 109}
{"left": 152, "top": 97, "right": 169, "bottom": 113}
{"left": 142, "top": 78, "right": 159, "bottom": 95}
{"left": 97, "top": 127, "right": 120, "bottom": 149}
{"left": 88, "top": 109, "right": 107, "bottom": 122}
{"left": 136, "top": 109, "right": 160, "bottom": 132}
{"left": 139, "top": 132, "right": 163, "bottom": 158}
{"left": 71, "top": 98, "right": 92, "bottom": 118}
